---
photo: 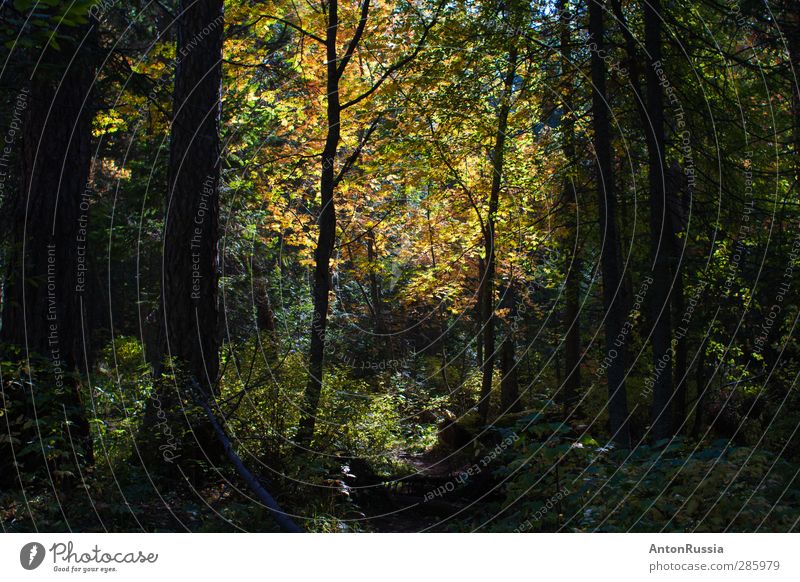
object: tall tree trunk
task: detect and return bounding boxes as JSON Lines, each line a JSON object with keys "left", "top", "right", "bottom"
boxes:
{"left": 773, "top": 4, "right": 799, "bottom": 267}
{"left": 478, "top": 43, "right": 518, "bottom": 424}
{"left": 143, "top": 0, "right": 224, "bottom": 470}
{"left": 669, "top": 166, "right": 688, "bottom": 429}
{"left": 785, "top": 5, "right": 800, "bottom": 192}
{"left": 499, "top": 286, "right": 521, "bottom": 413}
{"left": 476, "top": 257, "right": 485, "bottom": 369}
{"left": 611, "top": 0, "right": 679, "bottom": 439}
{"left": 0, "top": 27, "right": 96, "bottom": 483}
{"left": 564, "top": 257, "right": 582, "bottom": 411}
{"left": 671, "top": 270, "right": 687, "bottom": 430}
{"left": 297, "top": 0, "right": 343, "bottom": 446}
{"left": 691, "top": 335, "right": 708, "bottom": 438}
{"left": 161, "top": 0, "right": 224, "bottom": 390}
{"left": 559, "top": 0, "right": 581, "bottom": 413}
{"left": 645, "top": 0, "right": 674, "bottom": 441}
{"left": 589, "top": 0, "right": 631, "bottom": 448}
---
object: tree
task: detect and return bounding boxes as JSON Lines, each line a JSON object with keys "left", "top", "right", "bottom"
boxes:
{"left": 296, "top": 0, "right": 440, "bottom": 445}
{"left": 588, "top": 0, "right": 630, "bottom": 448}
{"left": 142, "top": 0, "right": 225, "bottom": 466}
{"left": 296, "top": 0, "right": 372, "bottom": 446}
{"left": 559, "top": 0, "right": 582, "bottom": 412}
{"left": 644, "top": 0, "right": 674, "bottom": 441}
{"left": 478, "top": 21, "right": 519, "bottom": 424}
{"left": 0, "top": 19, "right": 97, "bottom": 484}
{"left": 160, "top": 0, "right": 224, "bottom": 389}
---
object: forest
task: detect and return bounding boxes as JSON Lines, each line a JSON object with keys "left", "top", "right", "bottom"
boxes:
{"left": 0, "top": 0, "right": 798, "bottom": 533}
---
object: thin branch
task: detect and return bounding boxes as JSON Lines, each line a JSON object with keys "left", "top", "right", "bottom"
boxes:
{"left": 425, "top": 118, "right": 487, "bottom": 239}
{"left": 336, "top": 0, "right": 371, "bottom": 79}
{"left": 340, "top": 0, "right": 445, "bottom": 110}
{"left": 257, "top": 13, "right": 326, "bottom": 45}
{"left": 333, "top": 114, "right": 383, "bottom": 187}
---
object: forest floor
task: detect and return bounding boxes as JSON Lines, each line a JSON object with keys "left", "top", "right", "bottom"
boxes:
{"left": 359, "top": 448, "right": 489, "bottom": 532}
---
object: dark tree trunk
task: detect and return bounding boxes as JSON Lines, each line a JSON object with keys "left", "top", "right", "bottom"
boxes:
{"left": 589, "top": 0, "right": 631, "bottom": 448}
{"left": 476, "top": 257, "right": 485, "bottom": 369}
{"left": 500, "top": 334, "right": 520, "bottom": 412}
{"left": 559, "top": 0, "right": 581, "bottom": 413}
{"left": 0, "top": 27, "right": 96, "bottom": 482}
{"left": 775, "top": 5, "right": 799, "bottom": 264}
{"left": 141, "top": 0, "right": 224, "bottom": 471}
{"left": 672, "top": 268, "right": 687, "bottom": 427}
{"left": 564, "top": 259, "right": 582, "bottom": 411}
{"left": 293, "top": 0, "right": 413, "bottom": 443}
{"left": 644, "top": 0, "right": 674, "bottom": 441}
{"left": 691, "top": 336, "right": 708, "bottom": 438}
{"left": 785, "top": 6, "right": 800, "bottom": 190}
{"left": 499, "top": 287, "right": 521, "bottom": 413}
{"left": 669, "top": 167, "right": 688, "bottom": 431}
{"left": 161, "top": 0, "right": 224, "bottom": 390}
{"left": 478, "top": 43, "right": 518, "bottom": 424}
{"left": 297, "top": 0, "right": 343, "bottom": 446}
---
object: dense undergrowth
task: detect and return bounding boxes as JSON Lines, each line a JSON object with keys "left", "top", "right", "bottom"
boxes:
{"left": 3, "top": 336, "right": 799, "bottom": 533}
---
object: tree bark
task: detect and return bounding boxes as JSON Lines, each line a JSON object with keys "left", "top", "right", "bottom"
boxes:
{"left": 0, "top": 27, "right": 96, "bottom": 481}
{"left": 669, "top": 167, "right": 688, "bottom": 429}
{"left": 294, "top": 0, "right": 428, "bottom": 443}
{"left": 478, "top": 42, "right": 518, "bottom": 424}
{"left": 160, "top": 0, "right": 224, "bottom": 390}
{"left": 560, "top": 0, "right": 581, "bottom": 413}
{"left": 499, "top": 286, "right": 521, "bottom": 413}
{"left": 691, "top": 335, "right": 708, "bottom": 438}
{"left": 297, "top": 0, "right": 344, "bottom": 446}
{"left": 190, "top": 379, "right": 302, "bottom": 532}
{"left": 784, "top": 5, "right": 800, "bottom": 191}
{"left": 141, "top": 0, "right": 224, "bottom": 469}
{"left": 672, "top": 270, "right": 687, "bottom": 428}
{"left": 589, "top": 0, "right": 631, "bottom": 448}
{"left": 476, "top": 257, "right": 485, "bottom": 369}
{"left": 644, "top": 0, "right": 674, "bottom": 441}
